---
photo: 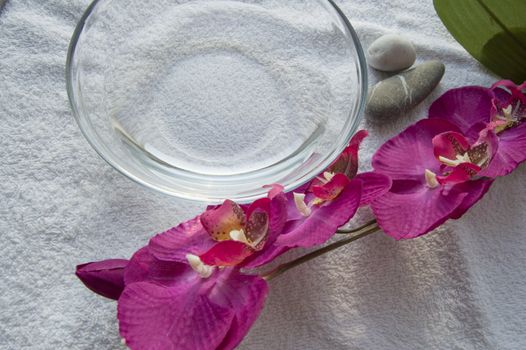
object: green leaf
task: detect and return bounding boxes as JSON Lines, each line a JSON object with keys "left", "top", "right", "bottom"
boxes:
{"left": 434, "top": 0, "right": 526, "bottom": 84}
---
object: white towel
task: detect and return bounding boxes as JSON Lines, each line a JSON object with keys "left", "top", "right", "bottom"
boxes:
{"left": 0, "top": 0, "right": 525, "bottom": 349}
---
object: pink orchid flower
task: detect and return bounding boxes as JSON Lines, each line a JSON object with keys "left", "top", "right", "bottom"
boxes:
{"left": 77, "top": 244, "right": 269, "bottom": 350}
{"left": 429, "top": 81, "right": 526, "bottom": 177}
{"left": 276, "top": 130, "right": 391, "bottom": 247}
{"left": 76, "top": 188, "right": 288, "bottom": 350}
{"left": 117, "top": 247, "right": 268, "bottom": 350}
{"left": 148, "top": 187, "right": 290, "bottom": 270}
{"left": 371, "top": 119, "right": 495, "bottom": 240}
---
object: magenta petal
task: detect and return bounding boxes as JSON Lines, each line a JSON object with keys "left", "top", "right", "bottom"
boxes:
{"left": 241, "top": 192, "right": 289, "bottom": 268}
{"left": 349, "top": 129, "right": 369, "bottom": 147}
{"left": 124, "top": 247, "right": 190, "bottom": 287}
{"left": 245, "top": 198, "right": 270, "bottom": 219}
{"left": 268, "top": 192, "right": 287, "bottom": 239}
{"left": 491, "top": 82, "right": 513, "bottom": 106}
{"left": 372, "top": 119, "right": 460, "bottom": 179}
{"left": 246, "top": 209, "right": 269, "bottom": 250}
{"left": 432, "top": 131, "right": 470, "bottom": 160}
{"left": 263, "top": 183, "right": 284, "bottom": 199}
{"left": 118, "top": 281, "right": 235, "bottom": 350}
{"left": 327, "top": 129, "right": 368, "bottom": 178}
{"left": 311, "top": 173, "right": 350, "bottom": 201}
{"left": 118, "top": 269, "right": 268, "bottom": 350}
{"left": 371, "top": 184, "right": 468, "bottom": 240}
{"left": 475, "top": 126, "right": 499, "bottom": 162}
{"left": 491, "top": 79, "right": 518, "bottom": 91}
{"left": 283, "top": 191, "right": 306, "bottom": 222}
{"left": 201, "top": 200, "right": 247, "bottom": 241}
{"left": 492, "top": 80, "right": 526, "bottom": 105}
{"left": 449, "top": 179, "right": 494, "bottom": 219}
{"left": 481, "top": 122, "right": 526, "bottom": 177}
{"left": 215, "top": 274, "right": 269, "bottom": 350}
{"left": 76, "top": 259, "right": 128, "bottom": 300}
{"left": 200, "top": 241, "right": 253, "bottom": 267}
{"left": 354, "top": 172, "right": 392, "bottom": 205}
{"left": 275, "top": 180, "right": 362, "bottom": 248}
{"left": 149, "top": 216, "right": 216, "bottom": 263}
{"left": 124, "top": 247, "right": 155, "bottom": 285}
{"left": 245, "top": 198, "right": 271, "bottom": 248}
{"left": 437, "top": 162, "right": 481, "bottom": 185}
{"left": 429, "top": 86, "right": 494, "bottom": 139}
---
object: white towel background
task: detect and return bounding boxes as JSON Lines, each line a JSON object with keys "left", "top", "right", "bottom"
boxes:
{"left": 1, "top": 0, "right": 525, "bottom": 349}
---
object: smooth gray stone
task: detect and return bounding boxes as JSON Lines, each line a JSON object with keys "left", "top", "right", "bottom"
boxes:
{"left": 367, "top": 34, "right": 416, "bottom": 72}
{"left": 366, "top": 60, "right": 445, "bottom": 119}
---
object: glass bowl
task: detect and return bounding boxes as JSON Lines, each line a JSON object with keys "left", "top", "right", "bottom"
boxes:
{"left": 66, "top": 0, "right": 367, "bottom": 203}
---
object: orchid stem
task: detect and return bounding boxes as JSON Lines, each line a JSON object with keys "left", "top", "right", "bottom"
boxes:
{"left": 262, "top": 223, "right": 381, "bottom": 281}
{"left": 336, "top": 219, "right": 377, "bottom": 234}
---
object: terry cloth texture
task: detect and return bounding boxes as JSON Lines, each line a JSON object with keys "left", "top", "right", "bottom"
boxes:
{"left": 0, "top": 0, "right": 525, "bottom": 349}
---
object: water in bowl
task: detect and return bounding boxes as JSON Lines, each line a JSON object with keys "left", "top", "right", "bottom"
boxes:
{"left": 100, "top": 1, "right": 355, "bottom": 176}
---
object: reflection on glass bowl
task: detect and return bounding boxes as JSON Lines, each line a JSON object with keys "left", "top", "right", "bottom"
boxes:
{"left": 66, "top": 0, "right": 367, "bottom": 203}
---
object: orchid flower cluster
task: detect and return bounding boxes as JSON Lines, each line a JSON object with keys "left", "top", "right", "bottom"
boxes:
{"left": 77, "top": 80, "right": 526, "bottom": 350}
{"left": 371, "top": 80, "right": 526, "bottom": 239}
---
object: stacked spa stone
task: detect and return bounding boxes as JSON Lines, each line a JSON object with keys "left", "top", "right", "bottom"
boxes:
{"left": 366, "top": 34, "right": 445, "bottom": 120}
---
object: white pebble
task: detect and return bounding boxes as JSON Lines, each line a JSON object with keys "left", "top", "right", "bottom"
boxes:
{"left": 367, "top": 34, "right": 416, "bottom": 72}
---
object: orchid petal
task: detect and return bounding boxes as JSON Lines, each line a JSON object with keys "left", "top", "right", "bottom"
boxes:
{"left": 284, "top": 191, "right": 309, "bottom": 221}
{"left": 492, "top": 80, "right": 526, "bottom": 105}
{"left": 432, "top": 131, "right": 470, "bottom": 162}
{"left": 428, "top": 86, "right": 494, "bottom": 139}
{"left": 199, "top": 241, "right": 253, "bottom": 267}
{"left": 201, "top": 200, "right": 246, "bottom": 241}
{"left": 215, "top": 274, "right": 269, "bottom": 350}
{"left": 263, "top": 183, "right": 284, "bottom": 199}
{"left": 245, "top": 209, "right": 269, "bottom": 250}
{"left": 76, "top": 259, "right": 127, "bottom": 300}
{"left": 480, "top": 122, "right": 526, "bottom": 177}
{"left": 267, "top": 191, "right": 287, "bottom": 240}
{"left": 245, "top": 198, "right": 270, "bottom": 219}
{"left": 491, "top": 80, "right": 515, "bottom": 107}
{"left": 241, "top": 192, "right": 290, "bottom": 268}
{"left": 242, "top": 192, "right": 290, "bottom": 268}
{"left": 239, "top": 193, "right": 288, "bottom": 268}
{"left": 244, "top": 198, "right": 271, "bottom": 249}
{"left": 354, "top": 172, "right": 392, "bottom": 205}
{"left": 327, "top": 129, "right": 368, "bottom": 178}
{"left": 437, "top": 162, "right": 481, "bottom": 185}
{"left": 149, "top": 216, "right": 215, "bottom": 263}
{"left": 118, "top": 269, "right": 268, "bottom": 350}
{"left": 349, "top": 129, "right": 369, "bottom": 147}
{"left": 449, "top": 179, "right": 494, "bottom": 219}
{"left": 373, "top": 119, "right": 461, "bottom": 179}
{"left": 311, "top": 173, "right": 350, "bottom": 201}
{"left": 276, "top": 180, "right": 362, "bottom": 248}
{"left": 371, "top": 184, "right": 468, "bottom": 240}
{"left": 470, "top": 127, "right": 499, "bottom": 168}
{"left": 124, "top": 247, "right": 189, "bottom": 287}
{"left": 118, "top": 281, "right": 235, "bottom": 350}
{"left": 491, "top": 79, "right": 518, "bottom": 91}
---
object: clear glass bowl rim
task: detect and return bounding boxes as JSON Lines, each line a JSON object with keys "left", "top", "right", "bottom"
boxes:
{"left": 66, "top": 0, "right": 368, "bottom": 203}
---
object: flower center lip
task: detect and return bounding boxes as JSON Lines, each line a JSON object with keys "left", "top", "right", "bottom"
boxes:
{"left": 438, "top": 153, "right": 471, "bottom": 167}
{"left": 186, "top": 254, "right": 215, "bottom": 278}
{"left": 425, "top": 169, "right": 439, "bottom": 188}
